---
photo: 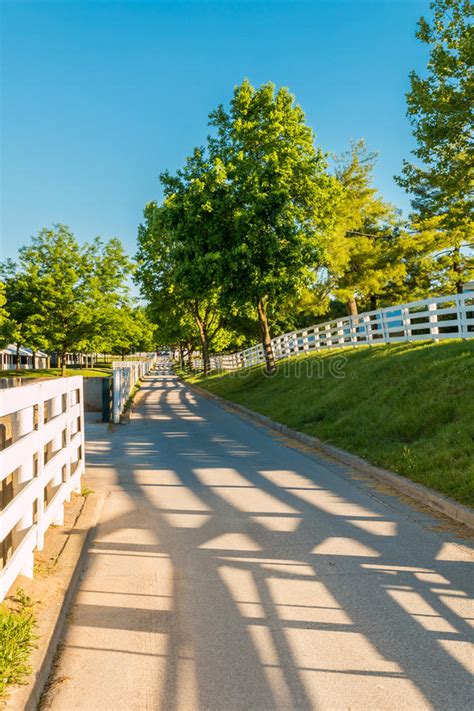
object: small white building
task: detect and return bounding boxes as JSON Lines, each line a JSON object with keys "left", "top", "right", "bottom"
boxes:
{"left": 0, "top": 345, "right": 48, "bottom": 371}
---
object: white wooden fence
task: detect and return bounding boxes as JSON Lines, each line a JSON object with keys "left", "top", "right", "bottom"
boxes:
{"left": 112, "top": 358, "right": 155, "bottom": 423}
{"left": 0, "top": 376, "right": 85, "bottom": 600}
{"left": 208, "top": 292, "right": 474, "bottom": 371}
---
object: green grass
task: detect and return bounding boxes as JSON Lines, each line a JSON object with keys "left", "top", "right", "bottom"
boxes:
{"left": 190, "top": 341, "right": 474, "bottom": 506}
{"left": 123, "top": 380, "right": 143, "bottom": 413}
{"left": 0, "top": 590, "right": 37, "bottom": 696}
{"left": 1, "top": 368, "right": 111, "bottom": 378}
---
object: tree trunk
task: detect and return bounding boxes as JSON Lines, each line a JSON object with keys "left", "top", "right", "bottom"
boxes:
{"left": 370, "top": 294, "right": 377, "bottom": 311}
{"left": 256, "top": 298, "right": 276, "bottom": 374}
{"left": 178, "top": 344, "right": 185, "bottom": 368}
{"left": 346, "top": 297, "right": 358, "bottom": 316}
{"left": 32, "top": 351, "right": 37, "bottom": 369}
{"left": 61, "top": 351, "right": 67, "bottom": 377}
{"left": 194, "top": 317, "right": 211, "bottom": 375}
{"left": 187, "top": 345, "right": 193, "bottom": 370}
{"left": 15, "top": 344, "right": 20, "bottom": 371}
{"left": 453, "top": 245, "right": 463, "bottom": 294}
{"left": 201, "top": 337, "right": 210, "bottom": 375}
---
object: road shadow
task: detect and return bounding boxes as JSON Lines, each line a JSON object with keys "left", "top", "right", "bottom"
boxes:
{"left": 49, "top": 372, "right": 473, "bottom": 711}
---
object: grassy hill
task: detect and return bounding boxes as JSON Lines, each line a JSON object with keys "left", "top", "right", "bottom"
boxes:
{"left": 188, "top": 341, "right": 474, "bottom": 506}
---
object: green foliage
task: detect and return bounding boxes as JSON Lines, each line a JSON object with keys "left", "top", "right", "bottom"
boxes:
{"left": 1, "top": 225, "right": 153, "bottom": 364}
{"left": 0, "top": 590, "right": 36, "bottom": 696}
{"left": 2, "top": 225, "right": 94, "bottom": 362}
{"left": 105, "top": 305, "right": 157, "bottom": 356}
{"left": 396, "top": 0, "right": 473, "bottom": 293}
{"left": 208, "top": 80, "right": 340, "bottom": 370}
{"left": 194, "top": 341, "right": 474, "bottom": 505}
{"left": 79, "top": 237, "right": 136, "bottom": 354}
{"left": 136, "top": 199, "right": 237, "bottom": 373}
{"left": 138, "top": 80, "right": 341, "bottom": 372}
{"left": 326, "top": 140, "right": 410, "bottom": 313}
{"left": 0, "top": 281, "right": 11, "bottom": 347}
{"left": 0, "top": 260, "right": 49, "bottom": 358}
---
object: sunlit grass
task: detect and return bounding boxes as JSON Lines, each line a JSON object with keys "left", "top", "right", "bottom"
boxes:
{"left": 190, "top": 341, "right": 474, "bottom": 506}
{"left": 1, "top": 368, "right": 111, "bottom": 378}
{"left": 0, "top": 589, "right": 37, "bottom": 696}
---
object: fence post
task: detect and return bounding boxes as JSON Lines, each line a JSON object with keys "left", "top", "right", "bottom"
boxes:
{"left": 403, "top": 307, "right": 412, "bottom": 342}
{"left": 73, "top": 378, "right": 83, "bottom": 494}
{"left": 50, "top": 394, "right": 65, "bottom": 523}
{"left": 456, "top": 294, "right": 469, "bottom": 339}
{"left": 337, "top": 321, "right": 345, "bottom": 346}
{"left": 324, "top": 323, "right": 332, "bottom": 349}
{"left": 364, "top": 315, "right": 372, "bottom": 345}
{"left": 10, "top": 405, "right": 35, "bottom": 577}
{"left": 428, "top": 301, "right": 440, "bottom": 342}
{"left": 113, "top": 368, "right": 121, "bottom": 424}
{"left": 36, "top": 397, "right": 45, "bottom": 551}
{"left": 349, "top": 316, "right": 357, "bottom": 346}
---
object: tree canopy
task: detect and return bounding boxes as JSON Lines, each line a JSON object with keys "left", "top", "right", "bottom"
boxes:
{"left": 1, "top": 225, "right": 155, "bottom": 369}
{"left": 396, "top": 0, "right": 473, "bottom": 292}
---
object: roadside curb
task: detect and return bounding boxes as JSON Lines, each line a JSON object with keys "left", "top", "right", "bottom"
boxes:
{"left": 5, "top": 490, "right": 107, "bottom": 711}
{"left": 187, "top": 381, "right": 474, "bottom": 530}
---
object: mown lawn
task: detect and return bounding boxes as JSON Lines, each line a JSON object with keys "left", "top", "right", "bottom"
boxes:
{"left": 190, "top": 341, "right": 474, "bottom": 506}
{"left": 1, "top": 368, "right": 111, "bottom": 378}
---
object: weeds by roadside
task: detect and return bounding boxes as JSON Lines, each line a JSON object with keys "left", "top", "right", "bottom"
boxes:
{"left": 0, "top": 589, "right": 37, "bottom": 697}
{"left": 123, "top": 380, "right": 143, "bottom": 415}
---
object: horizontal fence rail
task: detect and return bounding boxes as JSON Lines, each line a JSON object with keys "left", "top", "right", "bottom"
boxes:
{"left": 0, "top": 376, "right": 85, "bottom": 600}
{"left": 203, "top": 292, "right": 474, "bottom": 372}
{"left": 112, "top": 358, "right": 156, "bottom": 423}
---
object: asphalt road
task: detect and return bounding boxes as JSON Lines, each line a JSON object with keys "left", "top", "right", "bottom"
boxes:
{"left": 44, "top": 369, "right": 473, "bottom": 711}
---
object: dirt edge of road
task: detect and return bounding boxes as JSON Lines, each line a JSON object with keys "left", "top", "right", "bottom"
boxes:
{"left": 4, "top": 490, "right": 106, "bottom": 711}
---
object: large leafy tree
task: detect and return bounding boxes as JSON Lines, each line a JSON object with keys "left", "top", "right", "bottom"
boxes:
{"left": 208, "top": 80, "right": 339, "bottom": 372}
{"left": 6, "top": 225, "right": 92, "bottom": 369}
{"left": 396, "top": 0, "right": 473, "bottom": 292}
{"left": 137, "top": 198, "right": 227, "bottom": 374}
{"left": 327, "top": 140, "right": 409, "bottom": 314}
{"left": 1, "top": 259, "right": 51, "bottom": 367}
{"left": 105, "top": 305, "right": 156, "bottom": 357}
{"left": 2, "top": 225, "right": 139, "bottom": 371}
{"left": 80, "top": 237, "right": 135, "bottom": 360}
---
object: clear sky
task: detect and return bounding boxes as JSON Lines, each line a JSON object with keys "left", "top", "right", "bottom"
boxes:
{"left": 1, "top": 0, "right": 431, "bottom": 262}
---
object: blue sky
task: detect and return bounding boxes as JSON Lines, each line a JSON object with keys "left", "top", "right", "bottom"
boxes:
{"left": 1, "top": 0, "right": 431, "bottom": 262}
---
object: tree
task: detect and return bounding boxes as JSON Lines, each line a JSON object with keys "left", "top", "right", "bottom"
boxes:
{"left": 2, "top": 225, "right": 139, "bottom": 373}
{"left": 136, "top": 198, "right": 227, "bottom": 374}
{"left": 208, "top": 80, "right": 339, "bottom": 372}
{"left": 0, "top": 261, "right": 48, "bottom": 368}
{"left": 0, "top": 281, "right": 12, "bottom": 348}
{"left": 160, "top": 147, "right": 235, "bottom": 374}
{"left": 106, "top": 305, "right": 156, "bottom": 357}
{"left": 327, "top": 141, "right": 408, "bottom": 314}
{"left": 396, "top": 0, "right": 473, "bottom": 293}
{"left": 79, "top": 237, "right": 135, "bottom": 362}
{"left": 4, "top": 226, "right": 91, "bottom": 371}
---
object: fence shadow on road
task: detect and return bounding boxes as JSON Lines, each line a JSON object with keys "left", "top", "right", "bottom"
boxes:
{"left": 58, "top": 372, "right": 473, "bottom": 711}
